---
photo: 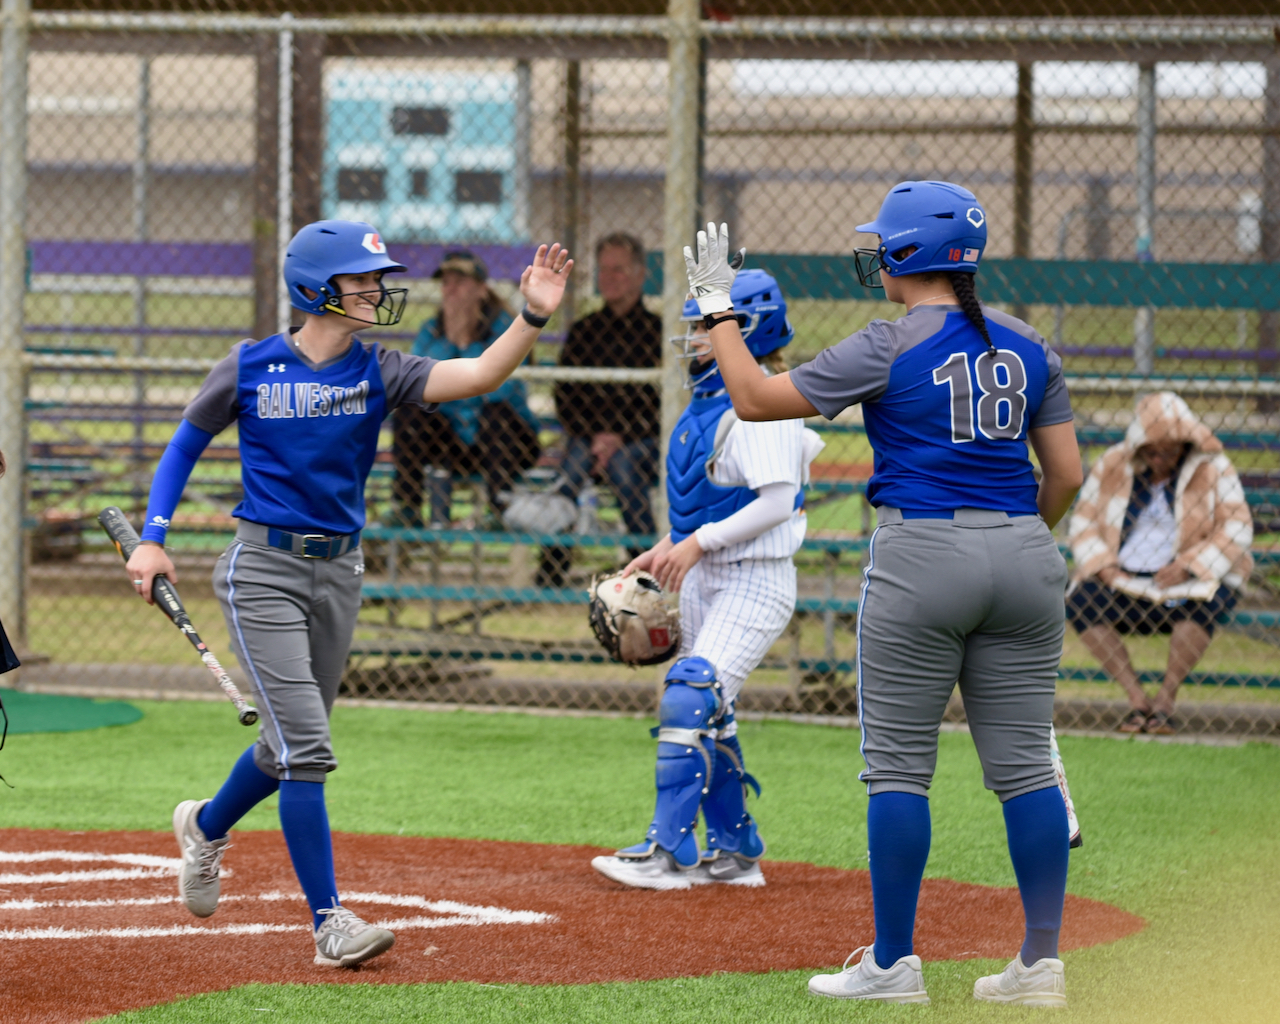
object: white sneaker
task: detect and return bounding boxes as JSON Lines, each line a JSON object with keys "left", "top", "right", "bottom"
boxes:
{"left": 172, "top": 798, "right": 229, "bottom": 919}
{"left": 694, "top": 851, "right": 766, "bottom": 887}
{"left": 591, "top": 846, "right": 708, "bottom": 891}
{"left": 808, "top": 946, "right": 930, "bottom": 1003}
{"left": 973, "top": 954, "right": 1067, "bottom": 1008}
{"left": 313, "top": 905, "right": 396, "bottom": 968}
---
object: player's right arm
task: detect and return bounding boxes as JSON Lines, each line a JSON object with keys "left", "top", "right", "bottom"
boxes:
{"left": 125, "top": 420, "right": 214, "bottom": 602}
{"left": 623, "top": 533, "right": 674, "bottom": 577}
{"left": 125, "top": 347, "right": 238, "bottom": 603}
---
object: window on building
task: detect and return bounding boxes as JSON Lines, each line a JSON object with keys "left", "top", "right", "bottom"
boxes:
{"left": 337, "top": 168, "right": 386, "bottom": 202}
{"left": 392, "top": 107, "right": 450, "bottom": 136}
{"left": 455, "top": 171, "right": 502, "bottom": 205}
{"left": 410, "top": 169, "right": 430, "bottom": 198}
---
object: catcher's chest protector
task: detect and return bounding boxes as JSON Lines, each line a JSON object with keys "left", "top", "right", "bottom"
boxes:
{"left": 667, "top": 393, "right": 755, "bottom": 542}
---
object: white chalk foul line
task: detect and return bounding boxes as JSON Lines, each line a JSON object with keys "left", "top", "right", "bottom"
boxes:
{"left": 0, "top": 850, "right": 181, "bottom": 868}
{"left": 0, "top": 909, "right": 553, "bottom": 941}
{"left": 0, "top": 868, "right": 178, "bottom": 885}
{"left": 0, "top": 870, "right": 557, "bottom": 940}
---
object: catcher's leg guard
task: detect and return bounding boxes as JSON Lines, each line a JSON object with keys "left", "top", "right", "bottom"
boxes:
{"left": 626, "top": 658, "right": 721, "bottom": 868}
{"left": 702, "top": 731, "right": 765, "bottom": 861}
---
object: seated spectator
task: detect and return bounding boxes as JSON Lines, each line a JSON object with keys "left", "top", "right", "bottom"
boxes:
{"left": 541, "top": 233, "right": 661, "bottom": 586}
{"left": 392, "top": 250, "right": 540, "bottom": 527}
{"left": 1067, "top": 392, "right": 1253, "bottom": 735}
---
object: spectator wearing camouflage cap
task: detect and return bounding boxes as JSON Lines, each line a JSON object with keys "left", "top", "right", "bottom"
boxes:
{"left": 392, "top": 249, "right": 540, "bottom": 526}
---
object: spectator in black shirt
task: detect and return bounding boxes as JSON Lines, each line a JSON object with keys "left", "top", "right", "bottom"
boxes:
{"left": 541, "top": 233, "right": 660, "bottom": 585}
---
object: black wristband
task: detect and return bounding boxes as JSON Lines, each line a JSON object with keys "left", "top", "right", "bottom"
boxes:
{"left": 703, "top": 311, "right": 739, "bottom": 331}
{"left": 521, "top": 305, "right": 550, "bottom": 328}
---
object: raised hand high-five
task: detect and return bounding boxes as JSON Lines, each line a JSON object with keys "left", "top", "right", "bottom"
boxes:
{"left": 521, "top": 242, "right": 574, "bottom": 317}
{"left": 683, "top": 221, "right": 746, "bottom": 315}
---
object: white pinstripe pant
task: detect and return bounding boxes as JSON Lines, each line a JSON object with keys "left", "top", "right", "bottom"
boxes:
{"left": 677, "top": 555, "right": 796, "bottom": 721}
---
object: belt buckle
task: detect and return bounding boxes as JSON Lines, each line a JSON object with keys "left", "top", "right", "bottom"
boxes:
{"left": 300, "top": 533, "right": 331, "bottom": 559}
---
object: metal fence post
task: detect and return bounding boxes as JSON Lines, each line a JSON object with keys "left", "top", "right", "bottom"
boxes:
{"left": 1011, "top": 62, "right": 1034, "bottom": 322}
{"left": 1259, "top": 54, "right": 1280, "bottom": 402}
{"left": 0, "top": 0, "right": 28, "bottom": 641}
{"left": 275, "top": 13, "right": 294, "bottom": 337}
{"left": 659, "top": 0, "right": 700, "bottom": 534}
{"left": 1134, "top": 62, "right": 1157, "bottom": 375}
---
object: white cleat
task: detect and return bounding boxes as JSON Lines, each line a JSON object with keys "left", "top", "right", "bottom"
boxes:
{"left": 172, "top": 798, "right": 229, "bottom": 919}
{"left": 808, "top": 946, "right": 930, "bottom": 1004}
{"left": 313, "top": 905, "right": 396, "bottom": 968}
{"left": 973, "top": 954, "right": 1067, "bottom": 1008}
{"left": 695, "top": 851, "right": 766, "bottom": 887}
{"left": 591, "top": 847, "right": 708, "bottom": 890}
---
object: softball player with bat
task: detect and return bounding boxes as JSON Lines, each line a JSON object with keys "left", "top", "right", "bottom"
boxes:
{"left": 689, "top": 182, "right": 1084, "bottom": 1007}
{"left": 125, "top": 221, "right": 572, "bottom": 968}
{"left": 591, "top": 269, "right": 823, "bottom": 891}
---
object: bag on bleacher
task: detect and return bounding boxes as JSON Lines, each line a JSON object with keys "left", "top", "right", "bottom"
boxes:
{"left": 588, "top": 570, "right": 681, "bottom": 666}
{"left": 501, "top": 472, "right": 577, "bottom": 536}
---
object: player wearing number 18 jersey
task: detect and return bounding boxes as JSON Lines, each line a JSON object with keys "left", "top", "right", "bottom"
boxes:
{"left": 686, "top": 181, "right": 1084, "bottom": 1007}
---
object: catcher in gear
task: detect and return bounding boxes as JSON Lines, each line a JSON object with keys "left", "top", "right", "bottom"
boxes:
{"left": 589, "top": 570, "right": 680, "bottom": 666}
{"left": 590, "top": 270, "right": 821, "bottom": 892}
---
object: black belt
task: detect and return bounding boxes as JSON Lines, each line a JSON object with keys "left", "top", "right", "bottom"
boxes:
{"left": 266, "top": 528, "right": 360, "bottom": 559}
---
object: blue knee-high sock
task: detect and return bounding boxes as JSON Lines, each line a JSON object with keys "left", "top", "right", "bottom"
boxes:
{"left": 1003, "top": 787, "right": 1070, "bottom": 966}
{"left": 197, "top": 745, "right": 280, "bottom": 841}
{"left": 278, "top": 780, "right": 340, "bottom": 930}
{"left": 868, "top": 792, "right": 932, "bottom": 970}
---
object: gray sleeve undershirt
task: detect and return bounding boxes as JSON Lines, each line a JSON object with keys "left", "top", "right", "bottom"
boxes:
{"left": 182, "top": 343, "right": 243, "bottom": 435}
{"left": 377, "top": 346, "right": 439, "bottom": 411}
{"left": 788, "top": 319, "right": 901, "bottom": 420}
{"left": 1030, "top": 342, "right": 1073, "bottom": 427}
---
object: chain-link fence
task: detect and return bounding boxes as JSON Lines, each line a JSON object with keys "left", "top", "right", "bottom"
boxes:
{"left": 4, "top": 7, "right": 1278, "bottom": 738}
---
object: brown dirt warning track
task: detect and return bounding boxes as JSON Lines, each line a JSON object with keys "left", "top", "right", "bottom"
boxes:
{"left": 1, "top": 828, "right": 1144, "bottom": 1024}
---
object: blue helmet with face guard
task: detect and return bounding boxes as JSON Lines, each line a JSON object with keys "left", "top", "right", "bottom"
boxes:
{"left": 674, "top": 269, "right": 794, "bottom": 394}
{"left": 853, "top": 181, "right": 987, "bottom": 288}
{"left": 284, "top": 220, "right": 409, "bottom": 325}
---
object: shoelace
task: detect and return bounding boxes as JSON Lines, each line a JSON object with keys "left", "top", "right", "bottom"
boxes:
{"left": 842, "top": 946, "right": 871, "bottom": 972}
{"left": 316, "top": 905, "right": 368, "bottom": 936}
{"left": 188, "top": 835, "right": 229, "bottom": 884}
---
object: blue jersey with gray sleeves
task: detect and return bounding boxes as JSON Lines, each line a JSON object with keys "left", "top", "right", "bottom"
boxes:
{"left": 183, "top": 333, "right": 436, "bottom": 535}
{"left": 789, "top": 303, "right": 1072, "bottom": 516}
{"left": 667, "top": 391, "right": 756, "bottom": 543}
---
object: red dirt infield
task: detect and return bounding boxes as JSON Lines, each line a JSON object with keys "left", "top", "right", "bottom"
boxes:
{"left": 1, "top": 828, "right": 1144, "bottom": 1024}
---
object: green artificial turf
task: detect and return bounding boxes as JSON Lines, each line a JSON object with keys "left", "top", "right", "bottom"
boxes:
{"left": 2, "top": 701, "right": 1278, "bottom": 1023}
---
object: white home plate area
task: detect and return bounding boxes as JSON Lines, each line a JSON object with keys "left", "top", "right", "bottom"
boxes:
{"left": 0, "top": 848, "right": 553, "bottom": 942}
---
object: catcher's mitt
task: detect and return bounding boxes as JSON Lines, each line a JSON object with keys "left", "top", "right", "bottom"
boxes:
{"left": 588, "top": 570, "right": 681, "bottom": 666}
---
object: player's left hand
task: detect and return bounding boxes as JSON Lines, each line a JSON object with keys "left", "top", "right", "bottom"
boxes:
{"left": 650, "top": 534, "right": 704, "bottom": 593}
{"left": 520, "top": 243, "right": 574, "bottom": 318}
{"left": 683, "top": 222, "right": 746, "bottom": 315}
{"left": 1154, "top": 561, "right": 1194, "bottom": 588}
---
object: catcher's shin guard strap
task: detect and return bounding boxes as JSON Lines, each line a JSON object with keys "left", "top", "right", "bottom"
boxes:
{"left": 643, "top": 682, "right": 719, "bottom": 865}
{"left": 702, "top": 735, "right": 765, "bottom": 860}
{"left": 657, "top": 727, "right": 706, "bottom": 747}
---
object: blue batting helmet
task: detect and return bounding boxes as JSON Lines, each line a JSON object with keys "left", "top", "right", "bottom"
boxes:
{"left": 284, "top": 220, "right": 409, "bottom": 324}
{"left": 853, "top": 181, "right": 987, "bottom": 287}
{"left": 674, "top": 269, "right": 794, "bottom": 394}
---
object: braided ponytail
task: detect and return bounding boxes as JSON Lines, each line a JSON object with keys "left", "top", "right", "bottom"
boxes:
{"left": 949, "top": 272, "right": 995, "bottom": 355}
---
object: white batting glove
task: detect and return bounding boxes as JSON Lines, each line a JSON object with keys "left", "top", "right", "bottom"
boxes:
{"left": 683, "top": 222, "right": 746, "bottom": 315}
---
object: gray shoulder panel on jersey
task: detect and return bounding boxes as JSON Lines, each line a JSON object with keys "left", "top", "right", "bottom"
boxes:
{"left": 183, "top": 341, "right": 247, "bottom": 435}
{"left": 788, "top": 308, "right": 950, "bottom": 420}
{"left": 375, "top": 345, "right": 439, "bottom": 412}
{"left": 982, "top": 304, "right": 1074, "bottom": 427}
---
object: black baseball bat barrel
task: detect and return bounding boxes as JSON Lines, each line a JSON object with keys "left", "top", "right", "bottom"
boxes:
{"left": 97, "top": 507, "right": 259, "bottom": 726}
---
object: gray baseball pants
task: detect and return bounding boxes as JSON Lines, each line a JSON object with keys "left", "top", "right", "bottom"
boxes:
{"left": 857, "top": 507, "right": 1068, "bottom": 801}
{"left": 212, "top": 522, "right": 364, "bottom": 783}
